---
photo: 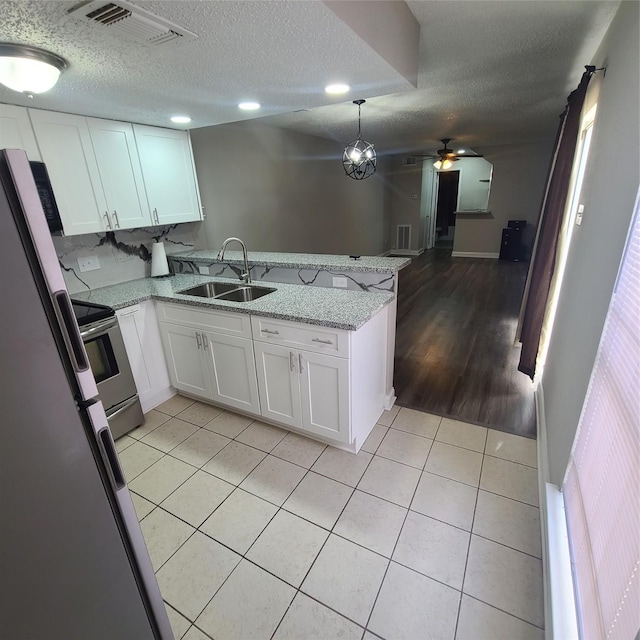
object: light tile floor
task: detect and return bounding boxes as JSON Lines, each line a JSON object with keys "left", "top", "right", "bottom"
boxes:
{"left": 117, "top": 398, "right": 544, "bottom": 640}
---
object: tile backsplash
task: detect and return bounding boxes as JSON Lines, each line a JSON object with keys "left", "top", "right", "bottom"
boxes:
{"left": 54, "top": 223, "right": 198, "bottom": 294}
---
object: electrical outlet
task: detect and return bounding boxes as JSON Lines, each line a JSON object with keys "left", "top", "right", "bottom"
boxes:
{"left": 198, "top": 265, "right": 210, "bottom": 275}
{"left": 78, "top": 255, "right": 100, "bottom": 272}
{"left": 332, "top": 276, "right": 348, "bottom": 288}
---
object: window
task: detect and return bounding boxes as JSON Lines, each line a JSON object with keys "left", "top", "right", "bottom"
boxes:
{"left": 562, "top": 189, "right": 640, "bottom": 639}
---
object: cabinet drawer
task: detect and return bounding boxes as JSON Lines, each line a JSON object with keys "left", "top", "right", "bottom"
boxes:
{"left": 251, "top": 316, "right": 349, "bottom": 358}
{"left": 156, "top": 302, "right": 251, "bottom": 337}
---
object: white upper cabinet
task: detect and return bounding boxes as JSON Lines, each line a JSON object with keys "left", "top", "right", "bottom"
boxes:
{"left": 28, "top": 109, "right": 108, "bottom": 235}
{"left": 86, "top": 118, "right": 151, "bottom": 230}
{"left": 133, "top": 125, "right": 202, "bottom": 225}
{"left": 0, "top": 104, "right": 41, "bottom": 160}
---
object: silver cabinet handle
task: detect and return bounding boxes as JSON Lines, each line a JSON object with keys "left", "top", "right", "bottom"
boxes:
{"left": 103, "top": 212, "right": 112, "bottom": 230}
{"left": 196, "top": 332, "right": 202, "bottom": 350}
{"left": 289, "top": 351, "right": 295, "bottom": 372}
{"left": 153, "top": 208, "right": 159, "bottom": 224}
{"left": 202, "top": 334, "right": 208, "bottom": 351}
{"left": 299, "top": 353, "right": 304, "bottom": 372}
{"left": 112, "top": 210, "right": 120, "bottom": 228}
{"left": 261, "top": 328, "right": 280, "bottom": 335}
{"left": 312, "top": 338, "right": 333, "bottom": 345}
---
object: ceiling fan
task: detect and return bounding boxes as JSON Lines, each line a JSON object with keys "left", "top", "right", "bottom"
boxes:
{"left": 411, "top": 138, "right": 484, "bottom": 169}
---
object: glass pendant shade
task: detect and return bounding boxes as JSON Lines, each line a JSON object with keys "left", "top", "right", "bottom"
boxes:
{"left": 0, "top": 44, "right": 67, "bottom": 94}
{"left": 434, "top": 158, "right": 453, "bottom": 170}
{"left": 343, "top": 99, "right": 376, "bottom": 180}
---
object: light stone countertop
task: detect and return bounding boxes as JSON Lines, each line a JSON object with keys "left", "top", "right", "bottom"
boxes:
{"left": 71, "top": 274, "right": 394, "bottom": 331}
{"left": 171, "top": 250, "right": 411, "bottom": 273}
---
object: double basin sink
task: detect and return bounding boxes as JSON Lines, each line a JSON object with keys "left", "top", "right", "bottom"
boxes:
{"left": 178, "top": 281, "right": 276, "bottom": 303}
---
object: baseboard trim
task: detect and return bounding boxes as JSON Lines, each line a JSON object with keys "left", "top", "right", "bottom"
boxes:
{"left": 378, "top": 250, "right": 392, "bottom": 257}
{"left": 451, "top": 251, "right": 500, "bottom": 259}
{"left": 383, "top": 391, "right": 397, "bottom": 411}
{"left": 140, "top": 387, "right": 176, "bottom": 413}
{"left": 536, "top": 383, "right": 579, "bottom": 640}
{"left": 388, "top": 248, "right": 424, "bottom": 256}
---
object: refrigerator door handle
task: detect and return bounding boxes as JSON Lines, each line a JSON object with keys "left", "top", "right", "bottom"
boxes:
{"left": 87, "top": 402, "right": 126, "bottom": 491}
{"left": 98, "top": 426, "right": 126, "bottom": 491}
{"left": 53, "top": 290, "right": 89, "bottom": 372}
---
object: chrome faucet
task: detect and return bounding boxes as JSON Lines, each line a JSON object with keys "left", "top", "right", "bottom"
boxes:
{"left": 217, "top": 237, "right": 251, "bottom": 284}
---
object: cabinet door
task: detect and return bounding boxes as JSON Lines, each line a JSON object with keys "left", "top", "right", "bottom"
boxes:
{"left": 158, "top": 322, "right": 212, "bottom": 400}
{"left": 0, "top": 104, "right": 41, "bottom": 160}
{"left": 28, "top": 109, "right": 107, "bottom": 235}
{"left": 117, "top": 303, "right": 171, "bottom": 412}
{"left": 204, "top": 332, "right": 260, "bottom": 415}
{"left": 133, "top": 125, "right": 201, "bottom": 225}
{"left": 87, "top": 118, "right": 151, "bottom": 230}
{"left": 254, "top": 342, "right": 302, "bottom": 428}
{"left": 299, "top": 350, "right": 350, "bottom": 444}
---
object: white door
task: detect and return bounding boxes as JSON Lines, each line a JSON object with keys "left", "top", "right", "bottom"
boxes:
{"left": 87, "top": 118, "right": 151, "bottom": 230}
{"left": 158, "top": 322, "right": 212, "bottom": 399}
{"left": 299, "top": 350, "right": 350, "bottom": 444}
{"left": 133, "top": 125, "right": 201, "bottom": 225}
{"left": 205, "top": 332, "right": 260, "bottom": 415}
{"left": 29, "top": 109, "right": 107, "bottom": 235}
{"left": 0, "top": 104, "right": 41, "bottom": 160}
{"left": 254, "top": 342, "right": 302, "bottom": 428}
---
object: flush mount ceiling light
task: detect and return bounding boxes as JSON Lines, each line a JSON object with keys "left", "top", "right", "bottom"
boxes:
{"left": 342, "top": 99, "right": 376, "bottom": 180}
{"left": 325, "top": 83, "right": 350, "bottom": 95}
{"left": 170, "top": 115, "right": 191, "bottom": 124}
{"left": 238, "top": 101, "right": 260, "bottom": 111}
{"left": 0, "top": 43, "right": 68, "bottom": 94}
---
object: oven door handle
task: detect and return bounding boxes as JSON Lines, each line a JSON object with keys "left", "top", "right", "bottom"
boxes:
{"left": 80, "top": 316, "right": 119, "bottom": 339}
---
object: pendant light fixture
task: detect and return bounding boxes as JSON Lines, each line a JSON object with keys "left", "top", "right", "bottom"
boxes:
{"left": 0, "top": 43, "right": 68, "bottom": 94}
{"left": 342, "top": 99, "right": 376, "bottom": 180}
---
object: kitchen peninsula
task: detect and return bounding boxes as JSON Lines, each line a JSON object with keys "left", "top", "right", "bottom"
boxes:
{"left": 73, "top": 251, "right": 410, "bottom": 452}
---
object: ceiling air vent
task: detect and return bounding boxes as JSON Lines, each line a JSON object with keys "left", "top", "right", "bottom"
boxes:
{"left": 67, "top": 0, "right": 198, "bottom": 46}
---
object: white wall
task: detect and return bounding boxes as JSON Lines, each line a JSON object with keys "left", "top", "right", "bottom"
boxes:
{"left": 453, "top": 139, "right": 554, "bottom": 256}
{"left": 456, "top": 157, "right": 493, "bottom": 212}
{"left": 386, "top": 156, "right": 423, "bottom": 252}
{"left": 541, "top": 0, "right": 640, "bottom": 484}
{"left": 190, "top": 121, "right": 388, "bottom": 256}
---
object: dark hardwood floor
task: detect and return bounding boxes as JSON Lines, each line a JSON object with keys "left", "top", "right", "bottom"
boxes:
{"left": 393, "top": 248, "right": 537, "bottom": 438}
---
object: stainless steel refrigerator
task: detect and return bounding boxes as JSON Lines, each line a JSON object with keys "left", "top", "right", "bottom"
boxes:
{"left": 0, "top": 149, "right": 173, "bottom": 639}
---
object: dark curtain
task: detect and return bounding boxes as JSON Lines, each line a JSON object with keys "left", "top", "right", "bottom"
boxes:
{"left": 518, "top": 67, "right": 594, "bottom": 379}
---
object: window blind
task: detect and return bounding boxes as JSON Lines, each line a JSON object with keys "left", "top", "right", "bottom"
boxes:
{"left": 563, "top": 190, "right": 640, "bottom": 639}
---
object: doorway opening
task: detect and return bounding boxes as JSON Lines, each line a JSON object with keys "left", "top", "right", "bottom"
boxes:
{"left": 435, "top": 170, "right": 459, "bottom": 248}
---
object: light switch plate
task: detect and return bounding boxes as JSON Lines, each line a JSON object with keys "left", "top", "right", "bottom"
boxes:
{"left": 78, "top": 255, "right": 100, "bottom": 272}
{"left": 198, "top": 265, "right": 210, "bottom": 275}
{"left": 332, "top": 276, "right": 348, "bottom": 288}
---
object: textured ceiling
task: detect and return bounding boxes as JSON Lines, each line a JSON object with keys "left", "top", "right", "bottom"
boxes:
{"left": 0, "top": 0, "right": 619, "bottom": 155}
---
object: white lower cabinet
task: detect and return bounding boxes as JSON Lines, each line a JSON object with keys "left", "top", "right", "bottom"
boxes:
{"left": 116, "top": 301, "right": 173, "bottom": 412}
{"left": 254, "top": 342, "right": 350, "bottom": 444}
{"left": 158, "top": 321, "right": 213, "bottom": 399}
{"left": 156, "top": 303, "right": 260, "bottom": 414}
{"left": 155, "top": 300, "right": 389, "bottom": 451}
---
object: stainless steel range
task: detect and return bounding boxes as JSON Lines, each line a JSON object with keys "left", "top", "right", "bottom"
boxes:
{"left": 72, "top": 300, "right": 143, "bottom": 439}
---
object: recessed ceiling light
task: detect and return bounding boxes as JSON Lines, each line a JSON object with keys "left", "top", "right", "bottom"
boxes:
{"left": 325, "top": 83, "right": 350, "bottom": 95}
{"left": 239, "top": 101, "right": 260, "bottom": 111}
{"left": 170, "top": 115, "right": 191, "bottom": 124}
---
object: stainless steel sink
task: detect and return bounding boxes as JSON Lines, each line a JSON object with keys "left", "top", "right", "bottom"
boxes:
{"left": 214, "top": 285, "right": 276, "bottom": 302}
{"left": 177, "top": 282, "right": 239, "bottom": 298}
